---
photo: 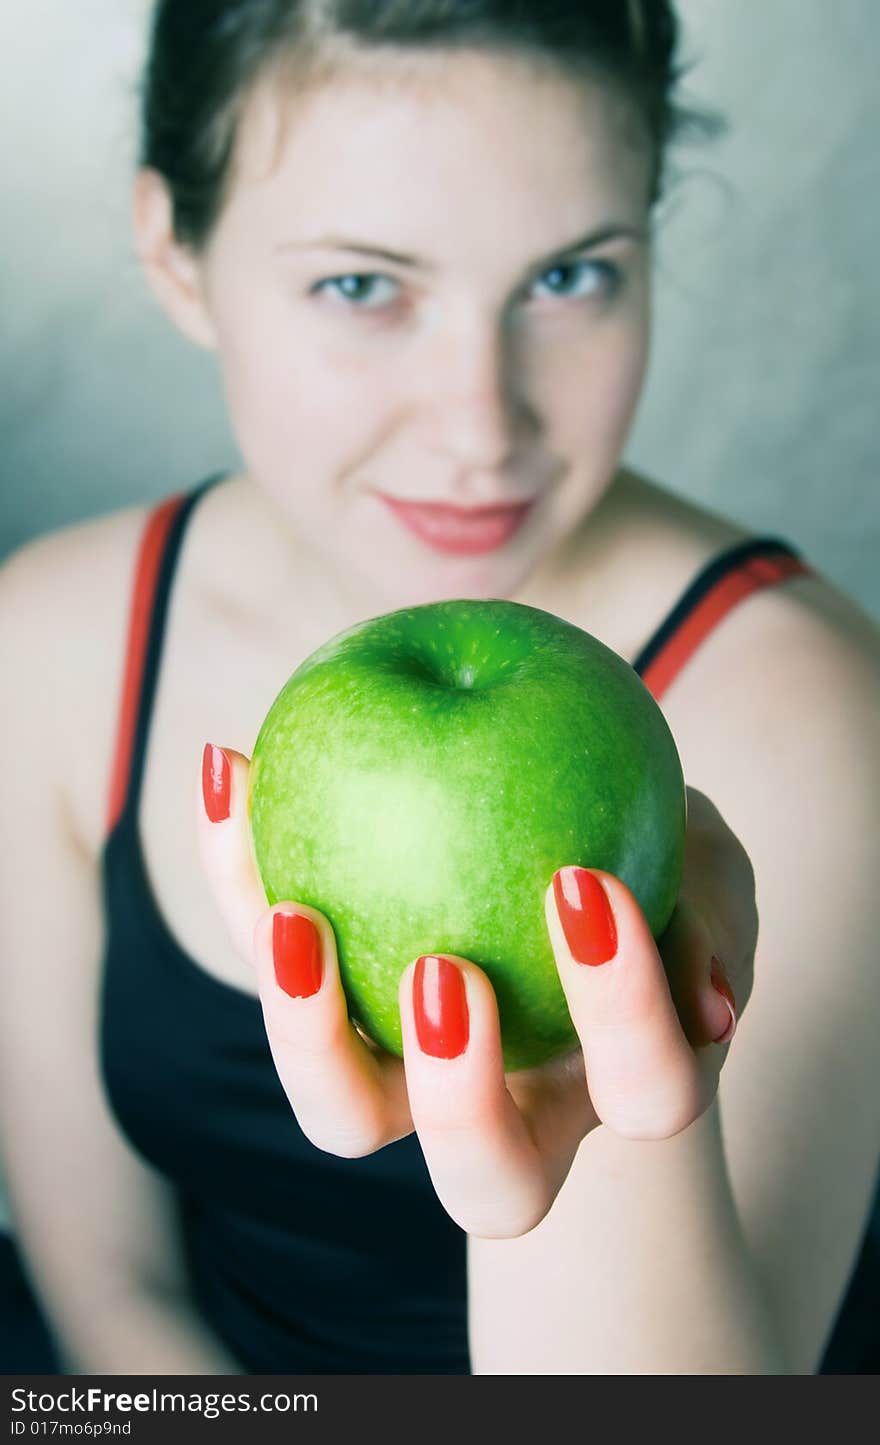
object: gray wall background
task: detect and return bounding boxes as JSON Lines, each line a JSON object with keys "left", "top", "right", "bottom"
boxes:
{"left": 1, "top": 1, "right": 878, "bottom": 617}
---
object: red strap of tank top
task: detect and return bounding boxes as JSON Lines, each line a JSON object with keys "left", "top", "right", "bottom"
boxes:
{"left": 640, "top": 550, "right": 811, "bottom": 701}
{"left": 104, "top": 492, "right": 189, "bottom": 836}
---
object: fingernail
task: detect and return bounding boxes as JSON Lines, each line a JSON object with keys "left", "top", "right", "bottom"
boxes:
{"left": 273, "top": 912, "right": 323, "bottom": 998}
{"left": 553, "top": 867, "right": 618, "bottom": 966}
{"left": 413, "top": 955, "right": 469, "bottom": 1059}
{"left": 710, "top": 955, "right": 737, "bottom": 1044}
{"left": 202, "top": 743, "right": 231, "bottom": 823}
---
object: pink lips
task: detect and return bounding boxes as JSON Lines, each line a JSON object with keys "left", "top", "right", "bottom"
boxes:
{"left": 377, "top": 493, "right": 535, "bottom": 555}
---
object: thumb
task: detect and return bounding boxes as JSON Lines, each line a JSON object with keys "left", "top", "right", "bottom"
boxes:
{"left": 195, "top": 742, "right": 269, "bottom": 966}
{"left": 545, "top": 867, "right": 701, "bottom": 1139}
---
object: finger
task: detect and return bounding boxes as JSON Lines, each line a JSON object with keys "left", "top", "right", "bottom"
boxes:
{"left": 546, "top": 868, "right": 702, "bottom": 1139}
{"left": 398, "top": 956, "right": 552, "bottom": 1238}
{"left": 659, "top": 895, "right": 738, "bottom": 1050}
{"left": 677, "top": 785, "right": 757, "bottom": 1021}
{"left": 253, "top": 903, "right": 414, "bottom": 1157}
{"left": 195, "top": 744, "right": 268, "bottom": 966}
{"left": 505, "top": 1044, "right": 597, "bottom": 1189}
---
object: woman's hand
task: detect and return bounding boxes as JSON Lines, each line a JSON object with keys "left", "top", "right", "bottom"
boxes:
{"left": 197, "top": 744, "right": 755, "bottom": 1238}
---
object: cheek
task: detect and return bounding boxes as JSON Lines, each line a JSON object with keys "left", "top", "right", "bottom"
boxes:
{"left": 212, "top": 300, "right": 387, "bottom": 478}
{"left": 541, "top": 316, "right": 649, "bottom": 456}
{"left": 594, "top": 325, "right": 650, "bottom": 436}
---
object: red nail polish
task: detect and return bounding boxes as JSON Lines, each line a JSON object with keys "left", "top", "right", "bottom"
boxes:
{"left": 553, "top": 867, "right": 618, "bottom": 966}
{"left": 273, "top": 912, "right": 323, "bottom": 998}
{"left": 202, "top": 743, "right": 231, "bottom": 823}
{"left": 413, "top": 955, "right": 469, "bottom": 1059}
{"left": 710, "top": 955, "right": 737, "bottom": 1044}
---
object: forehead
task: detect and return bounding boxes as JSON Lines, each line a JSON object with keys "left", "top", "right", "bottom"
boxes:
{"left": 225, "top": 47, "right": 652, "bottom": 249}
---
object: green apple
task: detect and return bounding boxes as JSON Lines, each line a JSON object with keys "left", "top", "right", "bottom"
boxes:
{"left": 248, "top": 598, "right": 686, "bottom": 1072}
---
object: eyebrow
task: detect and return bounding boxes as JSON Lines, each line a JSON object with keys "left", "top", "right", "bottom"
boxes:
{"left": 274, "top": 223, "right": 646, "bottom": 272}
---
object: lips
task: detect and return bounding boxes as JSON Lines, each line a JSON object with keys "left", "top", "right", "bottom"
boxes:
{"left": 377, "top": 494, "right": 536, "bottom": 556}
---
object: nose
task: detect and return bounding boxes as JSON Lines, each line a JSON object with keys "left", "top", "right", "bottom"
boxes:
{"left": 419, "top": 314, "right": 534, "bottom": 481}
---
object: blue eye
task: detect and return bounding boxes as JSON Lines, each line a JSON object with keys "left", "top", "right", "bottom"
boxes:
{"left": 309, "top": 259, "right": 622, "bottom": 315}
{"left": 311, "top": 273, "right": 399, "bottom": 308}
{"left": 530, "top": 259, "right": 621, "bottom": 302}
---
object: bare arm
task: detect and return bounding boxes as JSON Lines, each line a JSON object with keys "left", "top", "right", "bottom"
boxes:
{"left": 55, "top": 1285, "right": 244, "bottom": 1376}
{"left": 0, "top": 538, "right": 243, "bottom": 1375}
{"left": 468, "top": 1101, "right": 788, "bottom": 1374}
{"left": 468, "top": 579, "right": 880, "bottom": 1374}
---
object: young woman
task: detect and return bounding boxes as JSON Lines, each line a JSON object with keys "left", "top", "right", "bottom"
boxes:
{"left": 1, "top": 1, "right": 878, "bottom": 1375}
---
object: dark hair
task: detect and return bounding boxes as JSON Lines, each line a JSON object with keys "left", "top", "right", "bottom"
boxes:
{"left": 140, "top": 0, "right": 722, "bottom": 251}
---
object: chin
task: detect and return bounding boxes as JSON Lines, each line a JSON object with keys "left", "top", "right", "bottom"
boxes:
{"left": 367, "top": 557, "right": 536, "bottom": 612}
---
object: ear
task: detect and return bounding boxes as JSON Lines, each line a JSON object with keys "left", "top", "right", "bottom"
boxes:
{"left": 132, "top": 168, "right": 217, "bottom": 351}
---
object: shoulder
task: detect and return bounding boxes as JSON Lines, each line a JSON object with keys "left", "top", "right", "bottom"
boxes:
{"left": 0, "top": 498, "right": 165, "bottom": 851}
{"left": 616, "top": 466, "right": 878, "bottom": 714}
{"left": 2, "top": 491, "right": 161, "bottom": 579}
{"left": 0, "top": 501, "right": 156, "bottom": 633}
{"left": 643, "top": 465, "right": 880, "bottom": 983}
{"left": 657, "top": 527, "right": 880, "bottom": 790}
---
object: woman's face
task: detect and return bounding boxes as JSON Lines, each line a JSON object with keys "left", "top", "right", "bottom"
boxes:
{"left": 189, "top": 48, "right": 654, "bottom": 608}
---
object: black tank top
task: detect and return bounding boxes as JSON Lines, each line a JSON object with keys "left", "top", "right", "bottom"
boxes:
{"left": 96, "top": 473, "right": 869, "bottom": 1374}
